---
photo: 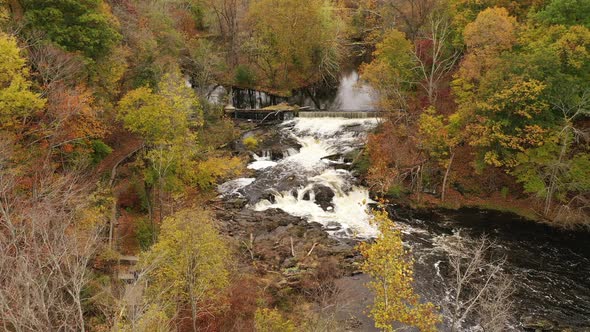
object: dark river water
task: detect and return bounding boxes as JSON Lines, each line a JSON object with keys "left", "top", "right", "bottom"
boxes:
{"left": 394, "top": 207, "right": 590, "bottom": 330}
{"left": 216, "top": 70, "right": 590, "bottom": 330}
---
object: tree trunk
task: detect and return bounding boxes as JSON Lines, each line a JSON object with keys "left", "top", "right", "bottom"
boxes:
{"left": 158, "top": 177, "right": 164, "bottom": 226}
{"left": 545, "top": 133, "right": 568, "bottom": 216}
{"left": 109, "top": 199, "right": 116, "bottom": 249}
{"left": 145, "top": 183, "right": 155, "bottom": 244}
{"left": 8, "top": 0, "right": 24, "bottom": 21}
{"left": 441, "top": 152, "right": 455, "bottom": 202}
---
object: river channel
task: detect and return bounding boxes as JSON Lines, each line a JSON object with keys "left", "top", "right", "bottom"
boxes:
{"left": 216, "top": 70, "right": 590, "bottom": 330}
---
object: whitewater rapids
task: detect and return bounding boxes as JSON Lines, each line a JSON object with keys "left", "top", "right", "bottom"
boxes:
{"left": 219, "top": 117, "right": 380, "bottom": 238}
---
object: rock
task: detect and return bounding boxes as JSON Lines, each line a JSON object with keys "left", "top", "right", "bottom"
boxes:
{"left": 313, "top": 184, "right": 335, "bottom": 211}
{"left": 521, "top": 315, "right": 559, "bottom": 331}
{"left": 323, "top": 222, "right": 342, "bottom": 232}
{"left": 321, "top": 153, "right": 345, "bottom": 163}
{"left": 302, "top": 190, "right": 311, "bottom": 201}
{"left": 327, "top": 243, "right": 355, "bottom": 257}
{"left": 261, "top": 193, "right": 276, "bottom": 204}
{"left": 281, "top": 257, "right": 297, "bottom": 269}
{"left": 225, "top": 198, "right": 248, "bottom": 209}
{"left": 308, "top": 222, "right": 323, "bottom": 229}
{"left": 271, "top": 225, "right": 292, "bottom": 238}
{"left": 241, "top": 164, "right": 308, "bottom": 203}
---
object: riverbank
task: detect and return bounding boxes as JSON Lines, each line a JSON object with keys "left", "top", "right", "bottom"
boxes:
{"left": 351, "top": 144, "right": 586, "bottom": 231}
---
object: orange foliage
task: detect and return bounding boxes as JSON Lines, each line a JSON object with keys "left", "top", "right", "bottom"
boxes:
{"left": 171, "top": 8, "right": 199, "bottom": 36}
{"left": 45, "top": 84, "right": 107, "bottom": 151}
{"left": 459, "top": 7, "right": 517, "bottom": 81}
{"left": 367, "top": 121, "right": 424, "bottom": 193}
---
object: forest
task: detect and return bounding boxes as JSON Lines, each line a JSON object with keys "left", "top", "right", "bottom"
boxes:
{"left": 0, "top": 0, "right": 588, "bottom": 331}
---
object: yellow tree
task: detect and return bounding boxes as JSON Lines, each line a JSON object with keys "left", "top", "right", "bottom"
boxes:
{"left": 140, "top": 209, "right": 231, "bottom": 332}
{"left": 457, "top": 7, "right": 517, "bottom": 83}
{"left": 0, "top": 33, "right": 45, "bottom": 130}
{"left": 360, "top": 29, "right": 416, "bottom": 113}
{"left": 118, "top": 69, "right": 203, "bottom": 235}
{"left": 419, "top": 107, "right": 462, "bottom": 201}
{"left": 359, "top": 210, "right": 441, "bottom": 331}
{"left": 117, "top": 70, "right": 201, "bottom": 145}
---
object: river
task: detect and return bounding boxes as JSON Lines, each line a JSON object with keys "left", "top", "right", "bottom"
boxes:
{"left": 216, "top": 70, "right": 590, "bottom": 330}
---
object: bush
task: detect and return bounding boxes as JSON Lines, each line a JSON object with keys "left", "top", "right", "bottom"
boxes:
{"left": 254, "top": 308, "right": 296, "bottom": 332}
{"left": 194, "top": 156, "right": 245, "bottom": 190}
{"left": 235, "top": 65, "right": 256, "bottom": 86}
{"left": 90, "top": 140, "right": 113, "bottom": 165}
{"left": 386, "top": 184, "right": 407, "bottom": 198}
{"left": 243, "top": 136, "right": 259, "bottom": 151}
{"left": 500, "top": 186, "right": 509, "bottom": 200}
{"left": 135, "top": 218, "right": 155, "bottom": 251}
{"left": 351, "top": 151, "right": 370, "bottom": 175}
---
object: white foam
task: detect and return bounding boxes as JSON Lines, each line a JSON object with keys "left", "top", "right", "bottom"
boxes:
{"left": 289, "top": 117, "right": 379, "bottom": 138}
{"left": 222, "top": 117, "right": 380, "bottom": 238}
{"left": 248, "top": 152, "right": 278, "bottom": 170}
{"left": 283, "top": 136, "right": 333, "bottom": 170}
{"left": 253, "top": 186, "right": 377, "bottom": 238}
{"left": 248, "top": 160, "right": 278, "bottom": 170}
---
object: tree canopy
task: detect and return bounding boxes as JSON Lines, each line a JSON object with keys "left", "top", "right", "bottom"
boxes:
{"left": 22, "top": 0, "right": 121, "bottom": 59}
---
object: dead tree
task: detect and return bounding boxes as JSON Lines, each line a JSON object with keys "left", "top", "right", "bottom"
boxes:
{"left": 0, "top": 148, "right": 107, "bottom": 332}
{"left": 445, "top": 234, "right": 514, "bottom": 332}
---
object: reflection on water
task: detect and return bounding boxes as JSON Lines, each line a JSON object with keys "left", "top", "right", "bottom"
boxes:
{"left": 208, "top": 70, "right": 376, "bottom": 111}
{"left": 324, "top": 70, "right": 375, "bottom": 111}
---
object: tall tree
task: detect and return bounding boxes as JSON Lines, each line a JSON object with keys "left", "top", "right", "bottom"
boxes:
{"left": 457, "top": 6, "right": 517, "bottom": 83}
{"left": 118, "top": 69, "right": 203, "bottom": 234}
{"left": 118, "top": 72, "right": 201, "bottom": 145}
{"left": 359, "top": 209, "right": 441, "bottom": 331}
{"left": 418, "top": 107, "right": 461, "bottom": 201}
{"left": 140, "top": 209, "right": 231, "bottom": 332}
{"left": 445, "top": 235, "right": 514, "bottom": 332}
{"left": 360, "top": 28, "right": 416, "bottom": 113}
{"left": 414, "top": 5, "right": 461, "bottom": 105}
{"left": 0, "top": 163, "right": 109, "bottom": 332}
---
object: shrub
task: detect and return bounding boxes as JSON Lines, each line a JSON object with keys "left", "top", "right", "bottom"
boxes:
{"left": 243, "top": 136, "right": 259, "bottom": 151}
{"left": 386, "top": 184, "right": 406, "bottom": 198}
{"left": 235, "top": 65, "right": 256, "bottom": 86}
{"left": 90, "top": 140, "right": 113, "bottom": 165}
{"left": 135, "top": 218, "right": 154, "bottom": 251}
{"left": 254, "top": 308, "right": 296, "bottom": 332}
{"left": 500, "top": 186, "right": 509, "bottom": 200}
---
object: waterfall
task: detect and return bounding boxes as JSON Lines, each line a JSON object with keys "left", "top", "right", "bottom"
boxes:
{"left": 298, "top": 111, "right": 381, "bottom": 119}
{"left": 219, "top": 117, "right": 380, "bottom": 238}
